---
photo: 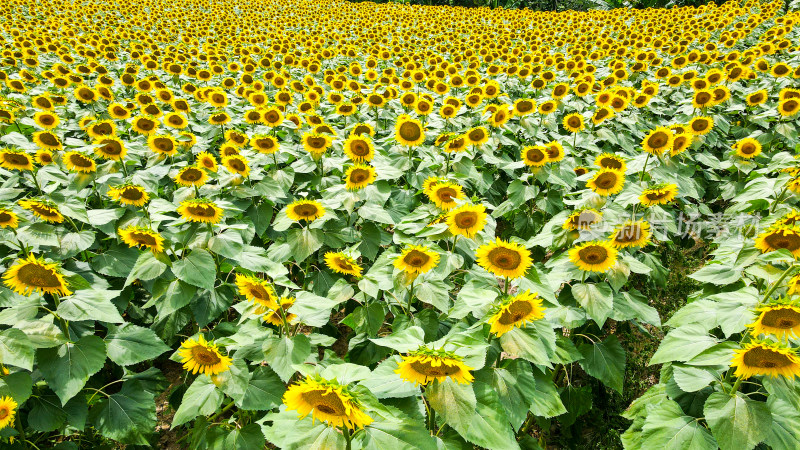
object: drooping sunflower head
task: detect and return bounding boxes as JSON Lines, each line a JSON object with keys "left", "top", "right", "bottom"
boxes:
{"left": 325, "top": 252, "right": 363, "bottom": 278}
{"left": 394, "top": 244, "right": 440, "bottom": 275}
{"left": 641, "top": 127, "right": 673, "bottom": 155}
{"left": 287, "top": 199, "right": 325, "bottom": 222}
{"left": 755, "top": 225, "right": 800, "bottom": 257}
{"left": 147, "top": 134, "right": 178, "bottom": 157}
{"left": 395, "top": 346, "right": 474, "bottom": 386}
{"left": 108, "top": 184, "right": 150, "bottom": 207}
{"left": 18, "top": 198, "right": 63, "bottom": 223}
{"left": 562, "top": 113, "right": 585, "bottom": 133}
{"left": 395, "top": 114, "right": 425, "bottom": 147}
{"left": 0, "top": 396, "right": 17, "bottom": 430}
{"left": 688, "top": 116, "right": 714, "bottom": 135}
{"left": 33, "top": 130, "right": 63, "bottom": 150}
{"left": 177, "top": 335, "right": 232, "bottom": 376}
{"left": 639, "top": 183, "right": 678, "bottom": 207}
{"left": 3, "top": 253, "right": 71, "bottom": 297}
{"left": 569, "top": 240, "right": 618, "bottom": 273}
{"left": 610, "top": 220, "right": 651, "bottom": 248}
{"left": 731, "top": 341, "right": 800, "bottom": 379}
{"left": 118, "top": 226, "right": 164, "bottom": 253}
{"left": 749, "top": 298, "right": 800, "bottom": 338}
{"left": 222, "top": 154, "right": 250, "bottom": 177}
{"left": 446, "top": 203, "right": 487, "bottom": 239}
{"left": 488, "top": 290, "right": 547, "bottom": 337}
{"left": 177, "top": 198, "right": 224, "bottom": 224}
{"left": 344, "top": 164, "right": 376, "bottom": 191}
{"left": 587, "top": 168, "right": 625, "bottom": 196}
{"left": 262, "top": 296, "right": 297, "bottom": 326}
{"left": 175, "top": 166, "right": 209, "bottom": 187}
{"left": 733, "top": 138, "right": 762, "bottom": 159}
{"left": 476, "top": 238, "right": 532, "bottom": 279}
{"left": 235, "top": 273, "right": 278, "bottom": 308}
{"left": 563, "top": 208, "right": 603, "bottom": 231}
{"left": 0, "top": 149, "right": 34, "bottom": 172}
{"left": 56, "top": 144, "right": 90, "bottom": 169}
{"left": 426, "top": 181, "right": 464, "bottom": 210}
{"left": 283, "top": 376, "right": 373, "bottom": 429}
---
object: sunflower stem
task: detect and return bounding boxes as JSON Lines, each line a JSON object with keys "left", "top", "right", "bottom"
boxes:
{"left": 762, "top": 264, "right": 797, "bottom": 304}
{"left": 771, "top": 186, "right": 788, "bottom": 214}
{"left": 729, "top": 376, "right": 744, "bottom": 396}
{"left": 208, "top": 400, "right": 236, "bottom": 422}
{"left": 407, "top": 280, "right": 415, "bottom": 315}
{"left": 15, "top": 417, "right": 27, "bottom": 450}
{"left": 343, "top": 426, "right": 353, "bottom": 450}
{"left": 503, "top": 276, "right": 509, "bottom": 295}
{"left": 119, "top": 159, "right": 129, "bottom": 178}
{"left": 639, "top": 153, "right": 651, "bottom": 183}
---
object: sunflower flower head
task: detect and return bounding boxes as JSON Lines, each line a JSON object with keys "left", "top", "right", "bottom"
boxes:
{"left": 488, "top": 290, "right": 547, "bottom": 337}
{"left": 3, "top": 253, "right": 72, "bottom": 297}
{"left": 283, "top": 376, "right": 373, "bottom": 429}
{"left": 395, "top": 346, "right": 474, "bottom": 386}
{"left": 325, "top": 252, "right": 363, "bottom": 278}
{"left": 177, "top": 335, "right": 232, "bottom": 376}
{"left": 569, "top": 240, "right": 618, "bottom": 273}
{"left": 731, "top": 340, "right": 800, "bottom": 380}
{"left": 476, "top": 238, "right": 532, "bottom": 279}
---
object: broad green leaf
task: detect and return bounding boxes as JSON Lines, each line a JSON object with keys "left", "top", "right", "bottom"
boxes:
{"left": 37, "top": 335, "right": 106, "bottom": 405}
{"left": 290, "top": 291, "right": 348, "bottom": 327}
{"left": 236, "top": 366, "right": 285, "bottom": 411}
{"left": 56, "top": 289, "right": 124, "bottom": 323}
{"left": 765, "top": 397, "right": 800, "bottom": 449}
{"left": 260, "top": 410, "right": 345, "bottom": 450}
{"left": 370, "top": 326, "right": 425, "bottom": 353}
{"left": 529, "top": 371, "right": 567, "bottom": 418}
{"left": 650, "top": 324, "right": 719, "bottom": 365}
{"left": 577, "top": 335, "right": 626, "bottom": 394}
{"left": 459, "top": 380, "right": 518, "bottom": 449}
{"left": 173, "top": 249, "right": 216, "bottom": 291}
{"left": 640, "top": 399, "right": 717, "bottom": 449}
{"left": 90, "top": 244, "right": 140, "bottom": 278}
{"left": 491, "top": 361, "right": 538, "bottom": 429}
{"left": 0, "top": 371, "right": 32, "bottom": 404}
{"left": 172, "top": 375, "right": 224, "bottom": 427}
{"left": 263, "top": 334, "right": 311, "bottom": 382}
{"left": 286, "top": 227, "right": 324, "bottom": 262}
{"left": 125, "top": 251, "right": 168, "bottom": 285}
{"left": 704, "top": 392, "right": 771, "bottom": 450}
{"left": 360, "top": 420, "right": 437, "bottom": 450}
{"left": 0, "top": 328, "right": 35, "bottom": 370}
{"left": 104, "top": 323, "right": 170, "bottom": 366}
{"left": 426, "top": 379, "right": 477, "bottom": 434}
{"left": 88, "top": 381, "right": 157, "bottom": 445}
{"left": 499, "top": 319, "right": 556, "bottom": 367}
{"left": 359, "top": 356, "right": 420, "bottom": 399}
{"left": 572, "top": 282, "right": 613, "bottom": 327}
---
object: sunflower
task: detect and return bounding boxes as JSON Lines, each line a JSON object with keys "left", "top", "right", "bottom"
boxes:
{"left": 0, "top": 396, "right": 17, "bottom": 430}
{"left": 538, "top": 100, "right": 557, "bottom": 115}
{"left": 0, "top": 208, "right": 19, "bottom": 229}
{"left": 225, "top": 130, "right": 249, "bottom": 148}
{"left": 562, "top": 113, "right": 585, "bottom": 133}
{"left": 395, "top": 115, "right": 425, "bottom": 146}
{"left": 639, "top": 183, "right": 678, "bottom": 207}
{"left": 33, "top": 111, "right": 59, "bottom": 129}
{"left": 177, "top": 335, "right": 232, "bottom": 376}
{"left": 208, "top": 112, "right": 231, "bottom": 125}
{"left": 283, "top": 377, "right": 373, "bottom": 429}
{"left": 446, "top": 203, "right": 487, "bottom": 238}
{"left": 521, "top": 145, "right": 548, "bottom": 167}
{"left": 609, "top": 220, "right": 651, "bottom": 248}
{"left": 755, "top": 226, "right": 800, "bottom": 257}
{"left": 263, "top": 297, "right": 298, "bottom": 326}
{"left": 248, "top": 135, "right": 278, "bottom": 155}
{"left": 325, "top": 252, "right": 363, "bottom": 277}
{"left": 513, "top": 98, "right": 536, "bottom": 117}
{"left": 343, "top": 135, "right": 374, "bottom": 162}
{"left": 591, "top": 106, "right": 615, "bottom": 125}
{"left": 465, "top": 126, "right": 489, "bottom": 147}
{"left": 394, "top": 245, "right": 440, "bottom": 275}
{"left": 63, "top": 152, "right": 97, "bottom": 174}
{"left": 107, "top": 184, "right": 150, "bottom": 207}
{"left": 746, "top": 90, "right": 768, "bottom": 106}
{"left": 594, "top": 153, "right": 626, "bottom": 172}
{"left": 733, "top": 138, "right": 761, "bottom": 159}
{"left": 86, "top": 120, "right": 116, "bottom": 140}
{"left": 569, "top": 241, "right": 618, "bottom": 272}
{"left": 18, "top": 198, "right": 63, "bottom": 223}
{"left": 94, "top": 136, "right": 127, "bottom": 161}
{"left": 487, "top": 107, "right": 511, "bottom": 128}
{"left": 235, "top": 273, "right": 278, "bottom": 308}
{"left": 670, "top": 133, "right": 693, "bottom": 156}
{"left": 196, "top": 152, "right": 218, "bottom": 172}
{"left": 3, "top": 253, "right": 71, "bottom": 297}
{"left": 287, "top": 199, "right": 325, "bottom": 222}
{"left": 147, "top": 135, "right": 178, "bottom": 157}
{"left": 731, "top": 341, "right": 800, "bottom": 379}
{"left": 587, "top": 169, "right": 625, "bottom": 196}
{"left": 778, "top": 98, "right": 800, "bottom": 117}
{"left": 749, "top": 300, "right": 800, "bottom": 338}
{"left": 563, "top": 208, "right": 602, "bottom": 231}
{"left": 302, "top": 133, "right": 332, "bottom": 158}
{"left": 131, "top": 115, "right": 159, "bottom": 135}
{"left": 688, "top": 116, "right": 714, "bottom": 135}
{"left": 175, "top": 166, "right": 209, "bottom": 187}
{"left": 692, "top": 89, "right": 715, "bottom": 109}
{"left": 118, "top": 226, "right": 164, "bottom": 253}
{"left": 351, "top": 123, "right": 375, "bottom": 137}
{"left": 488, "top": 291, "right": 546, "bottom": 337}
{"left": 344, "top": 164, "right": 376, "bottom": 191}
{"left": 263, "top": 107, "right": 284, "bottom": 127}
{"left": 108, "top": 103, "right": 131, "bottom": 119}
{"left": 396, "top": 347, "right": 474, "bottom": 385}
{"left": 544, "top": 141, "right": 564, "bottom": 162}
{"left": 177, "top": 198, "right": 224, "bottom": 224}
{"left": 428, "top": 181, "right": 465, "bottom": 210}
{"left": 33, "top": 131, "right": 63, "bottom": 150}
{"left": 163, "top": 112, "right": 188, "bottom": 129}
{"left": 0, "top": 149, "right": 34, "bottom": 171}
{"left": 222, "top": 155, "right": 250, "bottom": 177}
{"left": 476, "top": 238, "right": 532, "bottom": 279}
{"left": 641, "top": 127, "right": 673, "bottom": 155}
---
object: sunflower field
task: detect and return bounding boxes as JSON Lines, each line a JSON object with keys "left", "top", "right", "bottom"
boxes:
{"left": 1, "top": 0, "right": 800, "bottom": 448}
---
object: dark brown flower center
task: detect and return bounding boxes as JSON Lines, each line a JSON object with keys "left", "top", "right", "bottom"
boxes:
{"left": 487, "top": 247, "right": 521, "bottom": 269}
{"left": 578, "top": 245, "right": 608, "bottom": 264}
{"left": 187, "top": 205, "right": 216, "bottom": 217}
{"left": 526, "top": 148, "right": 545, "bottom": 163}
{"left": 765, "top": 231, "right": 800, "bottom": 251}
{"left": 436, "top": 187, "right": 457, "bottom": 202}
{"left": 3, "top": 153, "right": 30, "bottom": 166}
{"left": 498, "top": 300, "right": 534, "bottom": 325}
{"left": 695, "top": 92, "right": 712, "bottom": 104}
{"left": 180, "top": 168, "right": 203, "bottom": 182}
{"left": 761, "top": 308, "right": 800, "bottom": 329}
{"left": 301, "top": 390, "right": 346, "bottom": 416}
{"left": 307, "top": 137, "right": 327, "bottom": 149}
{"left": 18, "top": 263, "right": 61, "bottom": 288}
{"left": 153, "top": 138, "right": 174, "bottom": 152}
{"left": 191, "top": 346, "right": 221, "bottom": 365}
{"left": 349, "top": 169, "right": 370, "bottom": 183}
{"left": 595, "top": 172, "right": 618, "bottom": 189}
{"left": 399, "top": 122, "right": 422, "bottom": 141}
{"left": 647, "top": 131, "right": 669, "bottom": 149}
{"left": 30, "top": 204, "right": 59, "bottom": 218}
{"left": 69, "top": 154, "right": 93, "bottom": 168}
{"left": 615, "top": 225, "right": 643, "bottom": 243}
{"left": 404, "top": 250, "right": 430, "bottom": 267}
{"left": 122, "top": 187, "right": 144, "bottom": 200}
{"left": 742, "top": 347, "right": 794, "bottom": 369}
{"left": 409, "top": 360, "right": 460, "bottom": 378}
{"left": 454, "top": 211, "right": 477, "bottom": 228}
{"left": 293, "top": 204, "right": 319, "bottom": 217}
{"left": 38, "top": 133, "right": 59, "bottom": 147}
